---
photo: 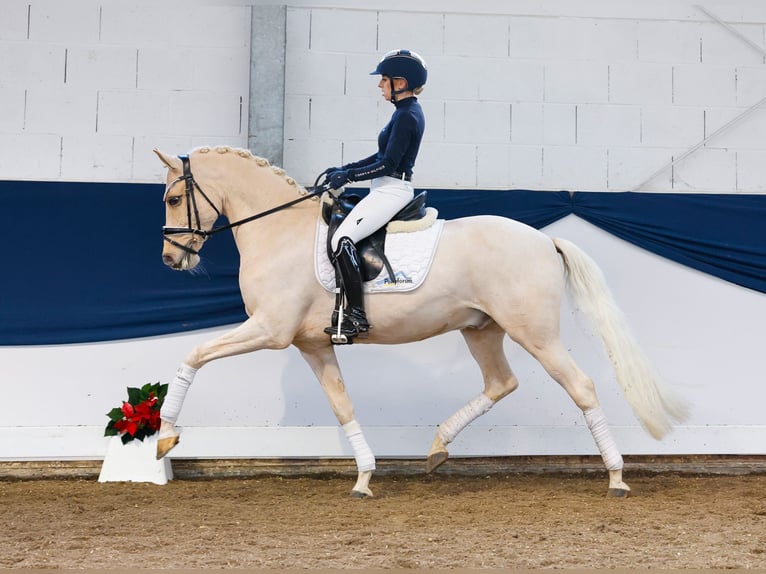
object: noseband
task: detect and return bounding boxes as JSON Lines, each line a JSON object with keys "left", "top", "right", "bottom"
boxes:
{"left": 162, "top": 155, "right": 326, "bottom": 256}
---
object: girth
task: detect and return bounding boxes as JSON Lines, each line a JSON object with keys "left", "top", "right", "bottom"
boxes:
{"left": 322, "top": 191, "right": 428, "bottom": 282}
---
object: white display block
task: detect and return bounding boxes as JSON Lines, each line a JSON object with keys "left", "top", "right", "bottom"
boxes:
{"left": 98, "top": 434, "right": 173, "bottom": 485}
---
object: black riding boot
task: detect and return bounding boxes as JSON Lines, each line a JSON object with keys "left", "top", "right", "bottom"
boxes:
{"left": 324, "top": 237, "right": 370, "bottom": 342}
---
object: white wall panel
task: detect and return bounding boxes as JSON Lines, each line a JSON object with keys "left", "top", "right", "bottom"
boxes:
{"left": 542, "top": 145, "right": 606, "bottom": 191}
{"left": 701, "top": 22, "right": 765, "bottom": 65}
{"left": 65, "top": 46, "right": 137, "bottom": 89}
{"left": 378, "top": 11, "right": 444, "bottom": 55}
{"left": 477, "top": 59, "right": 544, "bottom": 102}
{"left": 0, "top": 43, "right": 64, "bottom": 88}
{"left": 28, "top": 1, "right": 100, "bottom": 43}
{"left": 673, "top": 64, "right": 737, "bottom": 106}
{"left": 26, "top": 87, "right": 96, "bottom": 134}
{"left": 0, "top": 88, "right": 26, "bottom": 132}
{"left": 637, "top": 21, "right": 702, "bottom": 63}
{"left": 672, "top": 147, "right": 737, "bottom": 191}
{"left": 513, "top": 102, "right": 579, "bottom": 146}
{"left": 445, "top": 101, "right": 511, "bottom": 144}
{"left": 0, "top": 133, "right": 61, "bottom": 178}
{"left": 444, "top": 14, "right": 509, "bottom": 58}
{"left": 607, "top": 147, "right": 675, "bottom": 191}
{"left": 0, "top": 2, "right": 29, "bottom": 40}
{"left": 97, "top": 90, "right": 170, "bottom": 135}
{"left": 309, "top": 9, "right": 378, "bottom": 53}
{"left": 168, "top": 92, "right": 243, "bottom": 137}
{"left": 416, "top": 142, "right": 477, "bottom": 187}
{"left": 576, "top": 104, "right": 642, "bottom": 146}
{"left": 736, "top": 65, "right": 766, "bottom": 104}
{"left": 543, "top": 61, "right": 609, "bottom": 104}
{"left": 641, "top": 105, "right": 705, "bottom": 147}
{"left": 608, "top": 62, "right": 673, "bottom": 105}
{"left": 734, "top": 149, "right": 766, "bottom": 191}
{"left": 60, "top": 134, "right": 133, "bottom": 180}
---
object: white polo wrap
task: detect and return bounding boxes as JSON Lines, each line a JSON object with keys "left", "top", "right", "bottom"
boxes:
{"left": 437, "top": 393, "right": 495, "bottom": 445}
{"left": 584, "top": 406, "right": 624, "bottom": 470}
{"left": 343, "top": 420, "right": 376, "bottom": 472}
{"left": 160, "top": 362, "right": 197, "bottom": 424}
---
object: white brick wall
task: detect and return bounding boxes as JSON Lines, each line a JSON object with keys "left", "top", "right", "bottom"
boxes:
{"left": 0, "top": 0, "right": 251, "bottom": 182}
{"left": 280, "top": 2, "right": 766, "bottom": 192}
{"left": 3, "top": 1, "right": 766, "bottom": 192}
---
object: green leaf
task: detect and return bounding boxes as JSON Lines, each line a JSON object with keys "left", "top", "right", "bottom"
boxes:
{"left": 106, "top": 407, "right": 124, "bottom": 422}
{"left": 126, "top": 386, "right": 141, "bottom": 405}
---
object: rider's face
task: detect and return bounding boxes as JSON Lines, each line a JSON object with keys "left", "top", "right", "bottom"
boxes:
{"left": 378, "top": 76, "right": 392, "bottom": 100}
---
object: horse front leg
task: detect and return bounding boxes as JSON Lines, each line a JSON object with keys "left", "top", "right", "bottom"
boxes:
{"left": 156, "top": 317, "right": 291, "bottom": 460}
{"left": 299, "top": 345, "right": 375, "bottom": 498}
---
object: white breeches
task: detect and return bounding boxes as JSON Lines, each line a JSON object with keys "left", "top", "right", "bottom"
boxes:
{"left": 330, "top": 176, "right": 414, "bottom": 252}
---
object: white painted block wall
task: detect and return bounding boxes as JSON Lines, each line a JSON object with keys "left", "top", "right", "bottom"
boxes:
{"left": 282, "top": 1, "right": 766, "bottom": 192}
{"left": 0, "top": 0, "right": 251, "bottom": 182}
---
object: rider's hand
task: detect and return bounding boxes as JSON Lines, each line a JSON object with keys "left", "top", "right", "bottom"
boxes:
{"left": 329, "top": 169, "right": 350, "bottom": 190}
{"left": 323, "top": 166, "right": 341, "bottom": 176}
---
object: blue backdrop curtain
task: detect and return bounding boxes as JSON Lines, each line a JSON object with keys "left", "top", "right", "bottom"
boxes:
{"left": 2, "top": 181, "right": 764, "bottom": 345}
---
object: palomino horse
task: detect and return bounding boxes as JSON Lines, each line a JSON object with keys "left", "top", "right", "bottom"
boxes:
{"left": 154, "top": 146, "right": 687, "bottom": 498}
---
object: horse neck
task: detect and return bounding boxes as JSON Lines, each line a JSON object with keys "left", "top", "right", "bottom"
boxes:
{"left": 219, "top": 162, "right": 315, "bottom": 240}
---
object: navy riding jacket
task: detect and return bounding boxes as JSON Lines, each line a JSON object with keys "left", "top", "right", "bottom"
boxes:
{"left": 343, "top": 96, "right": 425, "bottom": 181}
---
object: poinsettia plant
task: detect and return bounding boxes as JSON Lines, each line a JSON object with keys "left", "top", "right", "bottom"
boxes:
{"left": 104, "top": 382, "right": 168, "bottom": 444}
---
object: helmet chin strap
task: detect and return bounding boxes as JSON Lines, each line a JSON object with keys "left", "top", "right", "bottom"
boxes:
{"left": 388, "top": 77, "right": 409, "bottom": 103}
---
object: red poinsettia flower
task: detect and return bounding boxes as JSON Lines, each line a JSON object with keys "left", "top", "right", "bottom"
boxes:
{"left": 104, "top": 383, "right": 168, "bottom": 444}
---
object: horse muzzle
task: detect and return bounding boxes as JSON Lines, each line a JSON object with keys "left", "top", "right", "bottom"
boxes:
{"left": 162, "top": 230, "right": 205, "bottom": 270}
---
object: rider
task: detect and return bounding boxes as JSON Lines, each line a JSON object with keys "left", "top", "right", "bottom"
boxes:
{"left": 323, "top": 49, "right": 427, "bottom": 343}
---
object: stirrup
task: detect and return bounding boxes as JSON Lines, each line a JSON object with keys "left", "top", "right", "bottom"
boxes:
{"left": 324, "top": 307, "right": 369, "bottom": 344}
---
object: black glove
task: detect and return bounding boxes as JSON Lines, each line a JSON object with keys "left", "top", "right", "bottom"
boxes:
{"left": 329, "top": 169, "right": 351, "bottom": 190}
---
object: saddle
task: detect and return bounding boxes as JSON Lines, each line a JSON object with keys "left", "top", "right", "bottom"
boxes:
{"left": 322, "top": 191, "right": 428, "bottom": 282}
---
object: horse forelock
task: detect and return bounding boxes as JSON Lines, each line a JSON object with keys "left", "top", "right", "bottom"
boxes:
{"left": 190, "top": 145, "right": 308, "bottom": 196}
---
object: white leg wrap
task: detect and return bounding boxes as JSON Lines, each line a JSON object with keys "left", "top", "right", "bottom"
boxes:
{"left": 584, "top": 406, "right": 624, "bottom": 470}
{"left": 438, "top": 393, "right": 495, "bottom": 445}
{"left": 343, "top": 420, "right": 376, "bottom": 472}
{"left": 160, "top": 363, "right": 197, "bottom": 424}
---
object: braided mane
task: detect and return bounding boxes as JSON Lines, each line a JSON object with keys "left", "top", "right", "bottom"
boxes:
{"left": 191, "top": 145, "right": 310, "bottom": 196}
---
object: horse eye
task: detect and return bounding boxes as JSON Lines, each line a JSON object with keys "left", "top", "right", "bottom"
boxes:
{"left": 167, "top": 195, "right": 182, "bottom": 207}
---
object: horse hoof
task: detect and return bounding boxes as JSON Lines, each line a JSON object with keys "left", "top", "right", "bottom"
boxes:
{"left": 351, "top": 488, "right": 373, "bottom": 499}
{"left": 607, "top": 487, "right": 630, "bottom": 498}
{"left": 425, "top": 450, "right": 449, "bottom": 474}
{"left": 156, "top": 435, "right": 180, "bottom": 460}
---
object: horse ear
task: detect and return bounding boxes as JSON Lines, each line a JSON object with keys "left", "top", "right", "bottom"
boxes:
{"left": 153, "top": 149, "right": 182, "bottom": 172}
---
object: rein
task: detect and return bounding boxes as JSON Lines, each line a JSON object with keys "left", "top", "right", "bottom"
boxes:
{"left": 163, "top": 154, "right": 327, "bottom": 255}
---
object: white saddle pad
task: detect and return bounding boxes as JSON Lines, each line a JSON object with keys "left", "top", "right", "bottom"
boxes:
{"left": 314, "top": 212, "right": 444, "bottom": 293}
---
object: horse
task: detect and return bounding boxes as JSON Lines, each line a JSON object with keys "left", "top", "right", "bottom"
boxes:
{"left": 153, "top": 145, "right": 688, "bottom": 498}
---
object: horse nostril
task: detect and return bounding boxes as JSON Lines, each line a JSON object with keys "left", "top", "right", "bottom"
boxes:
{"left": 162, "top": 254, "right": 175, "bottom": 266}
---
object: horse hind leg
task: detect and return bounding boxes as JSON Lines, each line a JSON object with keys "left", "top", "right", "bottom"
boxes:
{"left": 525, "top": 336, "right": 630, "bottom": 497}
{"left": 426, "top": 323, "right": 519, "bottom": 473}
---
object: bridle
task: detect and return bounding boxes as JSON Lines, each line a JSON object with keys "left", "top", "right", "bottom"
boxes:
{"left": 162, "top": 154, "right": 326, "bottom": 256}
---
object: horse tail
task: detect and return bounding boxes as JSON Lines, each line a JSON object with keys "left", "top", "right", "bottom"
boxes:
{"left": 552, "top": 237, "right": 689, "bottom": 439}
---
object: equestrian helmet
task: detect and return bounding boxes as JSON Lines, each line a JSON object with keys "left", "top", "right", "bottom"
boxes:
{"left": 370, "top": 49, "right": 428, "bottom": 90}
